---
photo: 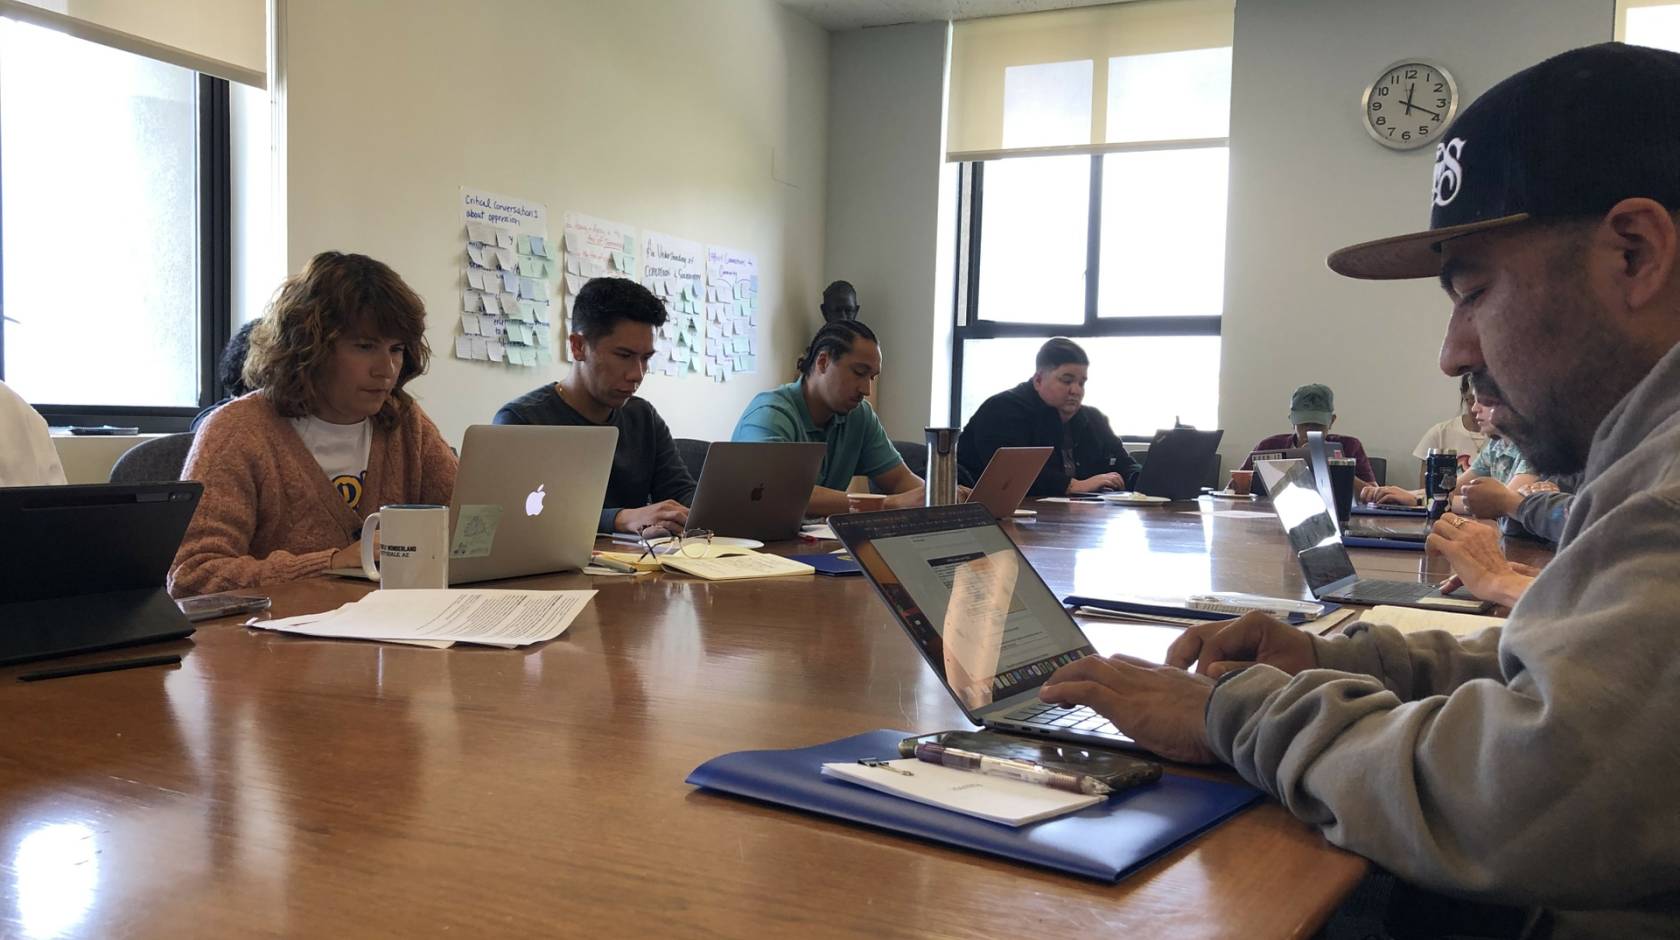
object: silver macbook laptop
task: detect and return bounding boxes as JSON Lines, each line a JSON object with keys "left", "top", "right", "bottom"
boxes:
{"left": 831, "top": 503, "right": 1138, "bottom": 750}
{"left": 965, "top": 446, "right": 1052, "bottom": 518}
{"left": 336, "top": 425, "right": 618, "bottom": 583}
{"left": 686, "top": 442, "right": 825, "bottom": 541}
{"left": 1254, "top": 459, "right": 1490, "bottom": 612}
{"left": 447, "top": 424, "right": 617, "bottom": 583}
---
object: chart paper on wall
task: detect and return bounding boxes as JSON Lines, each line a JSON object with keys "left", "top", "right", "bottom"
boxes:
{"left": 459, "top": 188, "right": 554, "bottom": 368}
{"left": 706, "top": 245, "right": 760, "bottom": 380}
{"left": 642, "top": 230, "right": 706, "bottom": 377}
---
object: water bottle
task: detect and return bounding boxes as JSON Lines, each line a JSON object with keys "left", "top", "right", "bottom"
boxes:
{"left": 1425, "top": 448, "right": 1458, "bottom": 523}
{"left": 925, "top": 427, "right": 959, "bottom": 507}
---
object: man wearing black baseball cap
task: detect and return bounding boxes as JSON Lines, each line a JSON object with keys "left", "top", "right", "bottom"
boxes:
{"left": 1039, "top": 43, "right": 1680, "bottom": 937}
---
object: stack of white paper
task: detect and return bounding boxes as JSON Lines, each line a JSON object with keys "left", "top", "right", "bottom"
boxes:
{"left": 250, "top": 589, "right": 595, "bottom": 650}
{"left": 820, "top": 759, "right": 1102, "bottom": 827}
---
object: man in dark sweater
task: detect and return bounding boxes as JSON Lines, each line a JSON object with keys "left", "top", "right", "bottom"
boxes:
{"left": 957, "top": 338, "right": 1140, "bottom": 498}
{"left": 494, "top": 278, "right": 695, "bottom": 535}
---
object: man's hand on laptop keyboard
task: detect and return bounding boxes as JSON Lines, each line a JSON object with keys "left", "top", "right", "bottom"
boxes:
{"left": 1428, "top": 512, "right": 1535, "bottom": 609}
{"left": 1039, "top": 653, "right": 1217, "bottom": 764}
{"left": 1165, "top": 612, "right": 1317, "bottom": 679}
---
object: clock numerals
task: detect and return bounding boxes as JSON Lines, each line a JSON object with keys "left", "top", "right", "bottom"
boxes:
{"left": 1366, "top": 61, "right": 1455, "bottom": 150}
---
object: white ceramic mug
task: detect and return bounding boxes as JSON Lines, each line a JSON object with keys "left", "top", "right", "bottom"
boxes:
{"left": 360, "top": 504, "right": 449, "bottom": 589}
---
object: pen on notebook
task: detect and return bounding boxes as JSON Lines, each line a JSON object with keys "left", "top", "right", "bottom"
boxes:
{"left": 18, "top": 654, "right": 182, "bottom": 683}
{"left": 912, "top": 743, "right": 1112, "bottom": 796}
{"left": 589, "top": 553, "right": 638, "bottom": 574}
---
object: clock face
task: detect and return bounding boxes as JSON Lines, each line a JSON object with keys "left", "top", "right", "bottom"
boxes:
{"left": 1362, "top": 61, "right": 1458, "bottom": 150}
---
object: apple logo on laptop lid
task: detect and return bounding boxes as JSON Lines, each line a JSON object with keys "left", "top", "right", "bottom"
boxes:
{"left": 525, "top": 484, "right": 546, "bottom": 517}
{"left": 750, "top": 483, "right": 765, "bottom": 502}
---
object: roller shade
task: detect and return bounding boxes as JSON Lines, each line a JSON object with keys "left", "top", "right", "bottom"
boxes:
{"left": 947, "top": 0, "right": 1233, "bottom": 160}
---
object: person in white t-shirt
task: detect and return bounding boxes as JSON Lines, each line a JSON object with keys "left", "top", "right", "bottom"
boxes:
{"left": 0, "top": 380, "right": 66, "bottom": 486}
{"left": 1412, "top": 375, "right": 1489, "bottom": 480}
{"left": 1364, "top": 376, "right": 1490, "bottom": 504}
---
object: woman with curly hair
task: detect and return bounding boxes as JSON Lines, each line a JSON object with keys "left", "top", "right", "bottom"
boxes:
{"left": 169, "top": 252, "right": 457, "bottom": 597}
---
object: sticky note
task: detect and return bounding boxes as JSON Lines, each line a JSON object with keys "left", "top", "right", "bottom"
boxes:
{"left": 565, "top": 232, "right": 583, "bottom": 253}
{"left": 495, "top": 230, "right": 515, "bottom": 249}
{"left": 495, "top": 246, "right": 516, "bottom": 269}
{"left": 567, "top": 272, "right": 589, "bottom": 294}
{"left": 533, "top": 301, "right": 551, "bottom": 324}
{"left": 534, "top": 326, "right": 551, "bottom": 346}
{"left": 487, "top": 340, "right": 505, "bottom": 362}
{"left": 519, "top": 278, "right": 542, "bottom": 301}
{"left": 480, "top": 293, "right": 502, "bottom": 317}
{"left": 470, "top": 336, "right": 488, "bottom": 360}
{"left": 449, "top": 504, "right": 504, "bottom": 559}
{"left": 623, "top": 235, "right": 635, "bottom": 254}
{"left": 567, "top": 257, "right": 582, "bottom": 276}
{"left": 467, "top": 244, "right": 487, "bottom": 267}
{"left": 455, "top": 335, "right": 472, "bottom": 359}
{"left": 530, "top": 236, "right": 549, "bottom": 258}
{"left": 564, "top": 294, "right": 578, "bottom": 316}
{"left": 461, "top": 313, "right": 481, "bottom": 336}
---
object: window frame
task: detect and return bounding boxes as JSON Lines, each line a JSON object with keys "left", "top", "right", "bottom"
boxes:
{"left": 0, "top": 54, "right": 235, "bottom": 432}
{"left": 949, "top": 138, "right": 1227, "bottom": 433}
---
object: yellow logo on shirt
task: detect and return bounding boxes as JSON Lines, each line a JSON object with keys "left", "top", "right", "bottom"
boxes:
{"left": 334, "top": 473, "right": 364, "bottom": 510}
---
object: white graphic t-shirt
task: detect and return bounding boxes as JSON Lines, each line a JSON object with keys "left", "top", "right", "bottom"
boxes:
{"left": 291, "top": 415, "right": 373, "bottom": 510}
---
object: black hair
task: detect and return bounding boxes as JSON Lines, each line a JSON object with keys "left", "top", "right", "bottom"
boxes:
{"left": 1035, "top": 337, "right": 1088, "bottom": 372}
{"left": 797, "top": 319, "right": 878, "bottom": 377}
{"left": 218, "top": 320, "right": 258, "bottom": 398}
{"left": 823, "top": 279, "right": 856, "bottom": 298}
{"left": 571, "top": 277, "right": 667, "bottom": 343}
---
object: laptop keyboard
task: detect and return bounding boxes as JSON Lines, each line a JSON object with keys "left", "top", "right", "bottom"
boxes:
{"left": 999, "top": 702, "right": 1119, "bottom": 737}
{"left": 1342, "top": 579, "right": 1431, "bottom": 602}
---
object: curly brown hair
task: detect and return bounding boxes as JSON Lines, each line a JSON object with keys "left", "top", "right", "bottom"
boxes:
{"left": 243, "top": 252, "right": 431, "bottom": 428}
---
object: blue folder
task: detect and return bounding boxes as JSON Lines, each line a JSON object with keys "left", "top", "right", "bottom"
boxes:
{"left": 686, "top": 729, "right": 1262, "bottom": 882}
{"left": 787, "top": 552, "right": 861, "bottom": 576}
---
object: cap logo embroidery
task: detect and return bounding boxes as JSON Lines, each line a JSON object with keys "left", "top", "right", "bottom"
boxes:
{"left": 1433, "top": 138, "right": 1466, "bottom": 207}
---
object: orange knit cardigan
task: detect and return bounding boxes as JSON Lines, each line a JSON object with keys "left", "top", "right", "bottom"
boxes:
{"left": 168, "top": 393, "right": 457, "bottom": 597}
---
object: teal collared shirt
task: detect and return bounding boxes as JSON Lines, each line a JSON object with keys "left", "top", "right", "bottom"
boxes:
{"left": 731, "top": 379, "right": 903, "bottom": 490}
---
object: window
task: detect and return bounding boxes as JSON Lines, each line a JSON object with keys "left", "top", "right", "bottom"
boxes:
{"left": 1620, "top": 1, "right": 1680, "bottom": 52}
{"left": 0, "top": 16, "right": 267, "bottom": 429}
{"left": 949, "top": 12, "right": 1231, "bottom": 436}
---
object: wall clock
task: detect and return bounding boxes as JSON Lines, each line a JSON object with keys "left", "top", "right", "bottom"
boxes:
{"left": 1361, "top": 60, "right": 1459, "bottom": 150}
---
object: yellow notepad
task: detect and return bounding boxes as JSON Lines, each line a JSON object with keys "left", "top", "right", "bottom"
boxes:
{"left": 657, "top": 553, "right": 815, "bottom": 581}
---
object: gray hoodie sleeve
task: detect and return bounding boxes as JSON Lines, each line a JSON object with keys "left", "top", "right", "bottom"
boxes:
{"left": 1511, "top": 490, "right": 1573, "bottom": 544}
{"left": 1205, "top": 489, "right": 1680, "bottom": 909}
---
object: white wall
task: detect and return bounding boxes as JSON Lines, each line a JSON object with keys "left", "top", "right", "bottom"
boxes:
{"left": 281, "top": 0, "right": 829, "bottom": 446}
{"left": 1218, "top": 0, "right": 1612, "bottom": 480}
{"left": 824, "top": 22, "right": 951, "bottom": 438}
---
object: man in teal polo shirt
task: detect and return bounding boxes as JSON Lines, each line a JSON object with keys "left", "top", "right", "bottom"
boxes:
{"left": 732, "top": 320, "right": 926, "bottom": 516}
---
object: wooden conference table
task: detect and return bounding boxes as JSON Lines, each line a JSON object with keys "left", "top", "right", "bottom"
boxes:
{"left": 0, "top": 499, "right": 1547, "bottom": 938}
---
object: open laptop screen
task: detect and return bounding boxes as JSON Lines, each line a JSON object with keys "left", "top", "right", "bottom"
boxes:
{"left": 836, "top": 505, "right": 1094, "bottom": 714}
{"left": 1255, "top": 459, "right": 1359, "bottom": 592}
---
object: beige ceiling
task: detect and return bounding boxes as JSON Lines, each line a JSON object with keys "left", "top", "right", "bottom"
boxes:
{"left": 778, "top": 0, "right": 1127, "bottom": 31}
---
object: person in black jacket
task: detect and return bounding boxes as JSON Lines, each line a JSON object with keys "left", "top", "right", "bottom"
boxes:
{"left": 958, "top": 337, "right": 1140, "bottom": 498}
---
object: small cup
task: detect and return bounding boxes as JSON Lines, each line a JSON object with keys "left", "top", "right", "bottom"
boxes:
{"left": 845, "top": 492, "right": 889, "bottom": 513}
{"left": 1227, "top": 469, "right": 1253, "bottom": 496}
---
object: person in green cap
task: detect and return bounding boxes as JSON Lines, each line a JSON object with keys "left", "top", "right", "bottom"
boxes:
{"left": 1238, "top": 382, "right": 1377, "bottom": 489}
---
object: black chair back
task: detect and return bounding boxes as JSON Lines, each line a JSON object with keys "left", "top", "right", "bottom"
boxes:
{"left": 108, "top": 433, "right": 195, "bottom": 484}
{"left": 674, "top": 438, "right": 710, "bottom": 482}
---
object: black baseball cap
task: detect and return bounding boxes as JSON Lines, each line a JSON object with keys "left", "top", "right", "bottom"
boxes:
{"left": 1329, "top": 43, "right": 1680, "bottom": 280}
